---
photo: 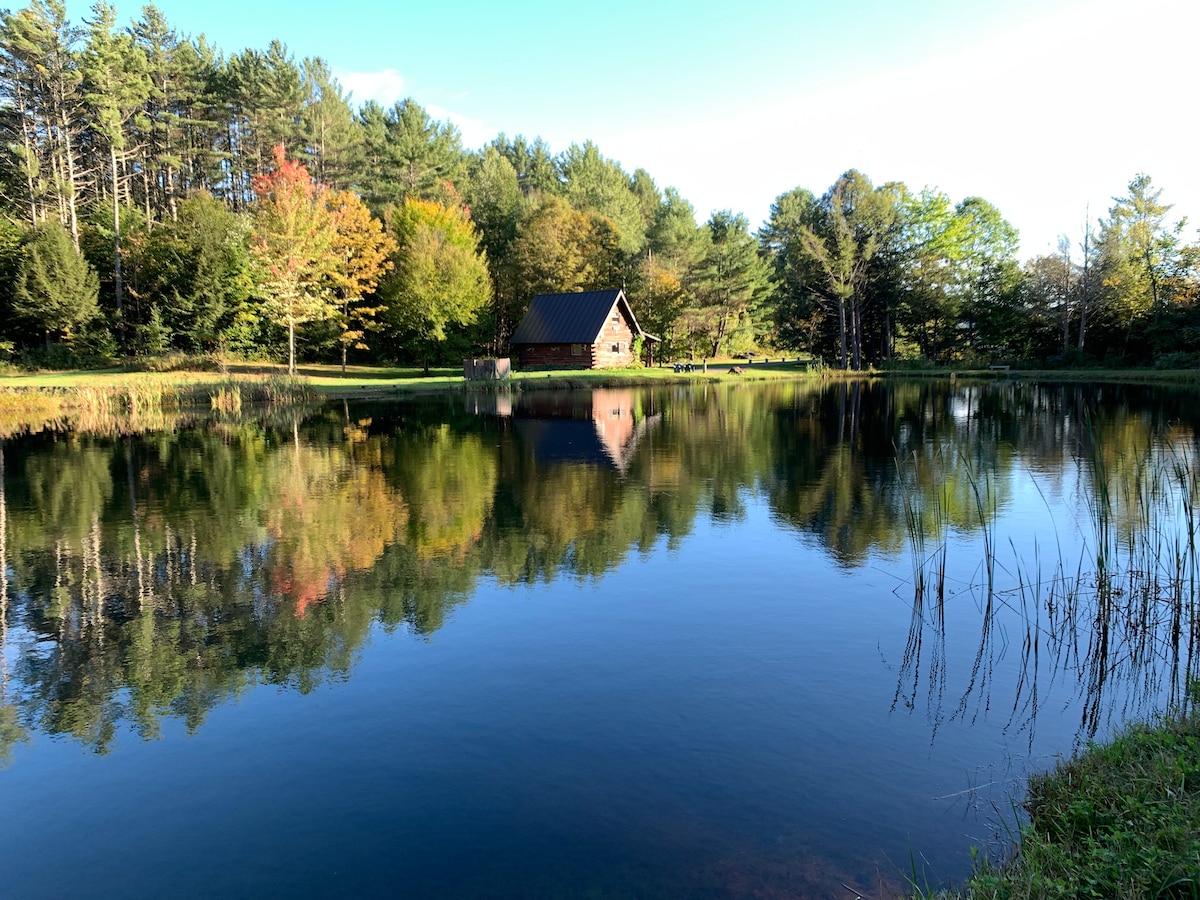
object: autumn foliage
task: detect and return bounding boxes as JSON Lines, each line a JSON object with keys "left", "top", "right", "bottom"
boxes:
{"left": 250, "top": 146, "right": 394, "bottom": 373}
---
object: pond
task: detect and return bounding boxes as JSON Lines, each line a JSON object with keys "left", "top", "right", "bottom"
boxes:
{"left": 0, "top": 379, "right": 1197, "bottom": 897}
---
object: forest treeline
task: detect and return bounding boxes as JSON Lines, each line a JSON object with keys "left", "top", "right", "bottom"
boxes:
{"left": 2, "top": 0, "right": 1198, "bottom": 371}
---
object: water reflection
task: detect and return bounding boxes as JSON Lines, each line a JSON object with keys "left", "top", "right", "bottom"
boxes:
{"left": 0, "top": 380, "right": 1198, "bottom": 760}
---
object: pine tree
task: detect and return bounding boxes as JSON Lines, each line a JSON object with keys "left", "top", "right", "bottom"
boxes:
{"left": 81, "top": 1, "right": 151, "bottom": 349}
{"left": 13, "top": 220, "right": 100, "bottom": 346}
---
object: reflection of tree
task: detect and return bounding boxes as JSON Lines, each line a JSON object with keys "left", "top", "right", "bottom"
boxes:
{"left": 893, "top": 388, "right": 1200, "bottom": 743}
{"left": 388, "top": 425, "right": 496, "bottom": 561}
{"left": 0, "top": 439, "right": 30, "bottom": 765}
{"left": 2, "top": 380, "right": 1199, "bottom": 751}
{"left": 262, "top": 438, "right": 408, "bottom": 617}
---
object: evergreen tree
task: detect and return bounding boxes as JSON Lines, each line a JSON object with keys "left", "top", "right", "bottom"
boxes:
{"left": 694, "top": 211, "right": 768, "bottom": 358}
{"left": 0, "top": 0, "right": 86, "bottom": 243}
{"left": 464, "top": 146, "right": 522, "bottom": 351}
{"left": 81, "top": 1, "right": 151, "bottom": 348}
{"left": 12, "top": 220, "right": 100, "bottom": 346}
{"left": 300, "top": 57, "right": 360, "bottom": 190}
{"left": 136, "top": 191, "right": 251, "bottom": 350}
{"left": 359, "top": 99, "right": 464, "bottom": 210}
{"left": 559, "top": 140, "right": 645, "bottom": 255}
{"left": 491, "top": 133, "right": 559, "bottom": 196}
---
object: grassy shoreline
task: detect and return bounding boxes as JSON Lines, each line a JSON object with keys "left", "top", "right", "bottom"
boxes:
{"left": 0, "top": 358, "right": 818, "bottom": 411}
{"left": 3, "top": 359, "right": 1199, "bottom": 396}
{"left": 922, "top": 698, "right": 1200, "bottom": 899}
{"left": 4, "top": 360, "right": 1200, "bottom": 433}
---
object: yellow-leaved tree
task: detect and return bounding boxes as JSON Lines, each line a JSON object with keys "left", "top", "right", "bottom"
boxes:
{"left": 381, "top": 196, "right": 492, "bottom": 373}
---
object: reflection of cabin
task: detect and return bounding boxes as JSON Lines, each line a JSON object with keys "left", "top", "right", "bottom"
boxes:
{"left": 509, "top": 289, "right": 657, "bottom": 369}
{"left": 515, "top": 389, "right": 660, "bottom": 473}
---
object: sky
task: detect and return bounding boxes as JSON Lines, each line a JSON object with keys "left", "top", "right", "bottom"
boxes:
{"left": 65, "top": 0, "right": 1200, "bottom": 258}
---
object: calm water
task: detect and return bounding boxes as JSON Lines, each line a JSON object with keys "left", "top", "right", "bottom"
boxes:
{"left": 1, "top": 379, "right": 1197, "bottom": 898}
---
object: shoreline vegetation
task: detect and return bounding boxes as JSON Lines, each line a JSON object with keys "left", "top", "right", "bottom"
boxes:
{"left": 3, "top": 360, "right": 1200, "bottom": 435}
{"left": 919, "top": 697, "right": 1200, "bottom": 899}
{"left": 3, "top": 357, "right": 1199, "bottom": 403}
{"left": 900, "top": 413, "right": 1200, "bottom": 899}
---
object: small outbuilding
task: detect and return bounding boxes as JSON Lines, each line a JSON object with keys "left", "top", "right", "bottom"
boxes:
{"left": 509, "top": 289, "right": 657, "bottom": 369}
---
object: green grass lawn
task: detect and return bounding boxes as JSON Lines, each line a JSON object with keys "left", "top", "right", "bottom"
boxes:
{"left": 0, "top": 357, "right": 820, "bottom": 398}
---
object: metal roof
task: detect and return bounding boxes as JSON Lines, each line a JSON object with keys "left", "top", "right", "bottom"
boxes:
{"left": 510, "top": 289, "right": 653, "bottom": 345}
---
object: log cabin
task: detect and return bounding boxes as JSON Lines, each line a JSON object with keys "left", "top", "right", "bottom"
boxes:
{"left": 509, "top": 289, "right": 657, "bottom": 369}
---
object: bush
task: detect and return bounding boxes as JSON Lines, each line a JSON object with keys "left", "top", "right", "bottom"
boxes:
{"left": 122, "top": 352, "right": 224, "bottom": 373}
{"left": 17, "top": 342, "right": 83, "bottom": 371}
{"left": 1154, "top": 351, "right": 1199, "bottom": 370}
{"left": 944, "top": 701, "right": 1200, "bottom": 899}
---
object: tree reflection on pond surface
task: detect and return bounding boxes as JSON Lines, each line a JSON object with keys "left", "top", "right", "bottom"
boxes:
{"left": 0, "top": 379, "right": 1197, "bottom": 897}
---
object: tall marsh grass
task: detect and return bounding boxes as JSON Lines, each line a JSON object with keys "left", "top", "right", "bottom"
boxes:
{"left": 897, "top": 431, "right": 1200, "bottom": 741}
{"left": 1, "top": 375, "right": 320, "bottom": 435}
{"left": 901, "top": 432, "right": 1200, "bottom": 898}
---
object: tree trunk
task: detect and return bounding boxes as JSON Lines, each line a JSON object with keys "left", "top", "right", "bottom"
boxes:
{"left": 837, "top": 298, "right": 848, "bottom": 369}
{"left": 1078, "top": 220, "right": 1091, "bottom": 354}
{"left": 850, "top": 294, "right": 863, "bottom": 370}
{"left": 111, "top": 145, "right": 126, "bottom": 352}
{"left": 58, "top": 104, "right": 80, "bottom": 250}
{"left": 288, "top": 317, "right": 296, "bottom": 375}
{"left": 14, "top": 83, "right": 39, "bottom": 228}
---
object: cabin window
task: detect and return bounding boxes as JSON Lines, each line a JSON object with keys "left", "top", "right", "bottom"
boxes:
{"left": 571, "top": 344, "right": 583, "bottom": 356}
{"left": 612, "top": 342, "right": 622, "bottom": 353}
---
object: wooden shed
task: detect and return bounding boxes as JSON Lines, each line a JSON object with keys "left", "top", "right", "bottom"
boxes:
{"left": 509, "top": 289, "right": 657, "bottom": 369}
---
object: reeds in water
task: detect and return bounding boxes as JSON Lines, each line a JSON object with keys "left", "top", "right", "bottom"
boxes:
{"left": 897, "top": 430, "right": 1200, "bottom": 742}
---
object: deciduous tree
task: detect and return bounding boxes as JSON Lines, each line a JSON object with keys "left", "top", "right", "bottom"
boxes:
{"left": 249, "top": 145, "right": 336, "bottom": 373}
{"left": 381, "top": 197, "right": 491, "bottom": 372}
{"left": 326, "top": 188, "right": 396, "bottom": 372}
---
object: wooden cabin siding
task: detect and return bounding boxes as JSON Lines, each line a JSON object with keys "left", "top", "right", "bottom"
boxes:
{"left": 590, "top": 315, "right": 635, "bottom": 368}
{"left": 517, "top": 343, "right": 596, "bottom": 369}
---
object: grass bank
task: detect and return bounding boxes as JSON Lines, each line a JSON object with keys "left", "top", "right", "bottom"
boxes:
{"left": 0, "top": 357, "right": 819, "bottom": 405}
{"left": 0, "top": 368, "right": 319, "bottom": 435}
{"left": 5, "top": 360, "right": 1200, "bottom": 431}
{"left": 922, "top": 698, "right": 1200, "bottom": 899}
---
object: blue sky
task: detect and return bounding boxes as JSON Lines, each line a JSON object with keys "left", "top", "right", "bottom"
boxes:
{"left": 66, "top": 0, "right": 1199, "bottom": 258}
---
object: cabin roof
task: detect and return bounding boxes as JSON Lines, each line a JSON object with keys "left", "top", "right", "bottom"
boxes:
{"left": 510, "top": 289, "right": 655, "bottom": 345}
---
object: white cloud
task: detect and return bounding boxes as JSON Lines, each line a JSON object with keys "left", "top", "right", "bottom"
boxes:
{"left": 426, "top": 104, "right": 491, "bottom": 150}
{"left": 335, "top": 68, "right": 406, "bottom": 107}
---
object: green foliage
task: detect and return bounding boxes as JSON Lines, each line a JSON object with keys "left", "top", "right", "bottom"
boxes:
{"left": 491, "top": 133, "right": 560, "bottom": 196}
{"left": 0, "top": 0, "right": 1197, "bottom": 372}
{"left": 134, "top": 304, "right": 171, "bottom": 356}
{"left": 299, "top": 57, "right": 361, "bottom": 190}
{"left": 359, "top": 99, "right": 465, "bottom": 210}
{"left": 121, "top": 351, "right": 222, "bottom": 373}
{"left": 629, "top": 333, "right": 645, "bottom": 368}
{"left": 381, "top": 197, "right": 492, "bottom": 365}
{"left": 137, "top": 192, "right": 253, "bottom": 350}
{"left": 512, "top": 195, "right": 621, "bottom": 301}
{"left": 12, "top": 220, "right": 100, "bottom": 344}
{"left": 465, "top": 146, "right": 523, "bottom": 350}
{"left": 693, "top": 210, "right": 770, "bottom": 358}
{"left": 559, "top": 140, "right": 645, "bottom": 255}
